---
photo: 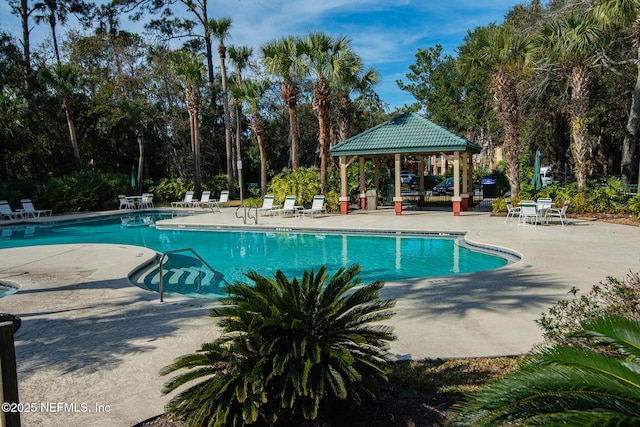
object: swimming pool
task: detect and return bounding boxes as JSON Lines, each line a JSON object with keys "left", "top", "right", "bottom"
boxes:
{"left": 0, "top": 213, "right": 511, "bottom": 297}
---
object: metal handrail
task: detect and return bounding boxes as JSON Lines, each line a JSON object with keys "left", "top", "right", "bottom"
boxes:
{"left": 158, "top": 247, "right": 230, "bottom": 302}
{"left": 235, "top": 205, "right": 258, "bottom": 224}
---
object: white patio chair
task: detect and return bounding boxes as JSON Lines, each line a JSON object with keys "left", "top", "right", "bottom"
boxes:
{"left": 210, "top": 190, "right": 230, "bottom": 212}
{"left": 139, "top": 193, "right": 154, "bottom": 209}
{"left": 548, "top": 200, "right": 570, "bottom": 226}
{"left": 118, "top": 194, "right": 135, "bottom": 210}
{"left": 299, "top": 195, "right": 327, "bottom": 218}
{"left": 256, "top": 195, "right": 275, "bottom": 215}
{"left": 20, "top": 199, "right": 52, "bottom": 217}
{"left": 518, "top": 201, "right": 538, "bottom": 226}
{"left": 171, "top": 191, "right": 194, "bottom": 208}
{"left": 270, "top": 195, "right": 302, "bottom": 216}
{"left": 505, "top": 198, "right": 520, "bottom": 223}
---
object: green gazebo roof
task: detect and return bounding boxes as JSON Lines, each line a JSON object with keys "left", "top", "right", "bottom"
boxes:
{"left": 329, "top": 112, "right": 481, "bottom": 157}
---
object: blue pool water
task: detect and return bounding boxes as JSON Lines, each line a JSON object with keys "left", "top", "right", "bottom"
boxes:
{"left": 0, "top": 214, "right": 509, "bottom": 295}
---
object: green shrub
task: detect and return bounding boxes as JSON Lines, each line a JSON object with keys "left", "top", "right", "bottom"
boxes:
{"left": 149, "top": 178, "right": 193, "bottom": 204}
{"left": 42, "top": 171, "right": 130, "bottom": 212}
{"left": 537, "top": 272, "right": 640, "bottom": 348}
{"left": 630, "top": 195, "right": 640, "bottom": 219}
{"left": 268, "top": 166, "right": 323, "bottom": 207}
{"left": 161, "top": 264, "right": 396, "bottom": 427}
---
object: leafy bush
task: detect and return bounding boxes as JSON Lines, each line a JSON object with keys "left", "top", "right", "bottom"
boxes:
{"left": 268, "top": 166, "right": 323, "bottom": 207}
{"left": 149, "top": 178, "right": 193, "bottom": 204}
{"left": 449, "top": 315, "right": 640, "bottom": 426}
{"left": 629, "top": 195, "right": 640, "bottom": 219}
{"left": 41, "top": 171, "right": 130, "bottom": 212}
{"left": 537, "top": 272, "right": 640, "bottom": 348}
{"left": 161, "top": 264, "right": 396, "bottom": 427}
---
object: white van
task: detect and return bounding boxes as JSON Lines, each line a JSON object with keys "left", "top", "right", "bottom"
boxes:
{"left": 540, "top": 166, "right": 553, "bottom": 186}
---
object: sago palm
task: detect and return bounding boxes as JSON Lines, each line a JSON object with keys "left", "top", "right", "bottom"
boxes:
{"left": 448, "top": 315, "right": 640, "bottom": 426}
{"left": 161, "top": 264, "right": 396, "bottom": 427}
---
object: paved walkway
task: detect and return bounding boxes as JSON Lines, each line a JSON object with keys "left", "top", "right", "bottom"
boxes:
{"left": 0, "top": 207, "right": 639, "bottom": 426}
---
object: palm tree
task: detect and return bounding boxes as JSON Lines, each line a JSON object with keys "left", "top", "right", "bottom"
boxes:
{"left": 449, "top": 315, "right": 640, "bottom": 426}
{"left": 334, "top": 52, "right": 379, "bottom": 142}
{"left": 0, "top": 94, "right": 27, "bottom": 180}
{"left": 459, "top": 25, "right": 533, "bottom": 198}
{"left": 537, "top": 13, "right": 603, "bottom": 189}
{"left": 209, "top": 17, "right": 234, "bottom": 196}
{"left": 33, "top": 0, "right": 91, "bottom": 66}
{"left": 117, "top": 99, "right": 156, "bottom": 194}
{"left": 170, "top": 51, "right": 205, "bottom": 197}
{"left": 236, "top": 78, "right": 271, "bottom": 197}
{"left": 228, "top": 45, "right": 253, "bottom": 201}
{"left": 301, "top": 31, "right": 352, "bottom": 193}
{"left": 591, "top": 0, "right": 640, "bottom": 186}
{"left": 262, "top": 35, "right": 305, "bottom": 170}
{"left": 38, "top": 62, "right": 84, "bottom": 171}
{"left": 161, "top": 264, "right": 396, "bottom": 427}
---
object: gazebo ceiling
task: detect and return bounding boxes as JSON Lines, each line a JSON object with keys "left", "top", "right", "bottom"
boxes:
{"left": 329, "top": 112, "right": 481, "bottom": 157}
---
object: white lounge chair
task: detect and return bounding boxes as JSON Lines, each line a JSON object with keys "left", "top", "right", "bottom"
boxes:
{"left": 20, "top": 199, "right": 52, "bottom": 217}
{"left": 270, "top": 195, "right": 302, "bottom": 216}
{"left": 548, "top": 200, "right": 570, "bottom": 226}
{"left": 256, "top": 195, "right": 275, "bottom": 215}
{"left": 518, "top": 201, "right": 538, "bottom": 226}
{"left": 171, "top": 191, "right": 194, "bottom": 208}
{"left": 0, "top": 200, "right": 23, "bottom": 220}
{"left": 505, "top": 198, "right": 520, "bottom": 223}
{"left": 194, "top": 191, "right": 213, "bottom": 208}
{"left": 210, "top": 190, "right": 230, "bottom": 212}
{"left": 299, "top": 195, "right": 327, "bottom": 218}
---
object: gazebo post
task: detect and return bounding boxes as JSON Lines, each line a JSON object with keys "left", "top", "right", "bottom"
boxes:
{"left": 339, "top": 156, "right": 349, "bottom": 214}
{"left": 359, "top": 157, "right": 366, "bottom": 209}
{"left": 394, "top": 153, "right": 403, "bottom": 215}
{"left": 418, "top": 155, "right": 425, "bottom": 208}
{"left": 452, "top": 151, "right": 461, "bottom": 216}
{"left": 461, "top": 152, "right": 469, "bottom": 211}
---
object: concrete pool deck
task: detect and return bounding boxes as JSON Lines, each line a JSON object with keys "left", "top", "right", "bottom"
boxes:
{"left": 0, "top": 207, "right": 639, "bottom": 426}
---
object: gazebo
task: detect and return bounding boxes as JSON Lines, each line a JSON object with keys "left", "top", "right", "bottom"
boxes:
{"left": 329, "top": 112, "right": 482, "bottom": 216}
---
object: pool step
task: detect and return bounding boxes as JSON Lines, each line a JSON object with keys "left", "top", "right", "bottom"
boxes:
{"left": 131, "top": 253, "right": 227, "bottom": 297}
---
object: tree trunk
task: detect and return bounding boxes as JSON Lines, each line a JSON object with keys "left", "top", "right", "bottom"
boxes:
{"left": 19, "top": 0, "right": 31, "bottom": 76}
{"left": 219, "top": 45, "right": 234, "bottom": 198}
{"left": 337, "top": 93, "right": 351, "bottom": 142}
{"left": 64, "top": 105, "right": 81, "bottom": 172}
{"left": 252, "top": 112, "right": 267, "bottom": 197}
{"left": 621, "top": 44, "right": 640, "bottom": 185}
{"left": 281, "top": 79, "right": 300, "bottom": 170}
{"left": 570, "top": 63, "right": 590, "bottom": 189}
{"left": 492, "top": 70, "right": 520, "bottom": 198}
{"left": 313, "top": 76, "right": 331, "bottom": 193}
{"left": 135, "top": 124, "right": 144, "bottom": 194}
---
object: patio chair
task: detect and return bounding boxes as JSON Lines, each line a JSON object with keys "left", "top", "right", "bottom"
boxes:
{"left": 518, "top": 201, "right": 538, "bottom": 226}
{"left": 171, "top": 191, "right": 194, "bottom": 208}
{"left": 0, "top": 200, "right": 23, "bottom": 220}
{"left": 270, "top": 195, "right": 302, "bottom": 216}
{"left": 210, "top": 190, "right": 230, "bottom": 212}
{"left": 299, "top": 195, "right": 327, "bottom": 218}
{"left": 194, "top": 191, "right": 213, "bottom": 208}
{"left": 139, "top": 193, "right": 154, "bottom": 209}
{"left": 256, "top": 194, "right": 275, "bottom": 215}
{"left": 118, "top": 194, "right": 135, "bottom": 210}
{"left": 505, "top": 198, "right": 520, "bottom": 223}
{"left": 20, "top": 199, "right": 52, "bottom": 217}
{"left": 548, "top": 200, "right": 570, "bottom": 226}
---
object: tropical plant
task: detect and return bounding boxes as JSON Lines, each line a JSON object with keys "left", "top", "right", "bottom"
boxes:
{"left": 236, "top": 78, "right": 271, "bottom": 197}
{"left": 591, "top": 0, "right": 640, "bottom": 185}
{"left": 300, "top": 31, "right": 352, "bottom": 193}
{"left": 262, "top": 35, "right": 306, "bottom": 170}
{"left": 449, "top": 315, "right": 640, "bottom": 426}
{"left": 38, "top": 62, "right": 86, "bottom": 172}
{"left": 209, "top": 17, "right": 234, "bottom": 196}
{"left": 536, "top": 11, "right": 603, "bottom": 189}
{"left": 458, "top": 25, "right": 533, "bottom": 198}
{"left": 334, "top": 51, "right": 379, "bottom": 142}
{"left": 161, "top": 264, "right": 396, "bottom": 427}
{"left": 169, "top": 50, "right": 205, "bottom": 198}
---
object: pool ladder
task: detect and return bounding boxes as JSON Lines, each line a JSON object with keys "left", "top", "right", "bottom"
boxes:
{"left": 158, "top": 248, "right": 229, "bottom": 302}
{"left": 235, "top": 205, "right": 258, "bottom": 224}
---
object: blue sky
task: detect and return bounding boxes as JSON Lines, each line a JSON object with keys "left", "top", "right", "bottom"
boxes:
{"left": 0, "top": 0, "right": 523, "bottom": 110}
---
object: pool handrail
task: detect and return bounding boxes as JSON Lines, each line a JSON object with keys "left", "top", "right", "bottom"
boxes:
{"left": 158, "top": 247, "right": 230, "bottom": 302}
